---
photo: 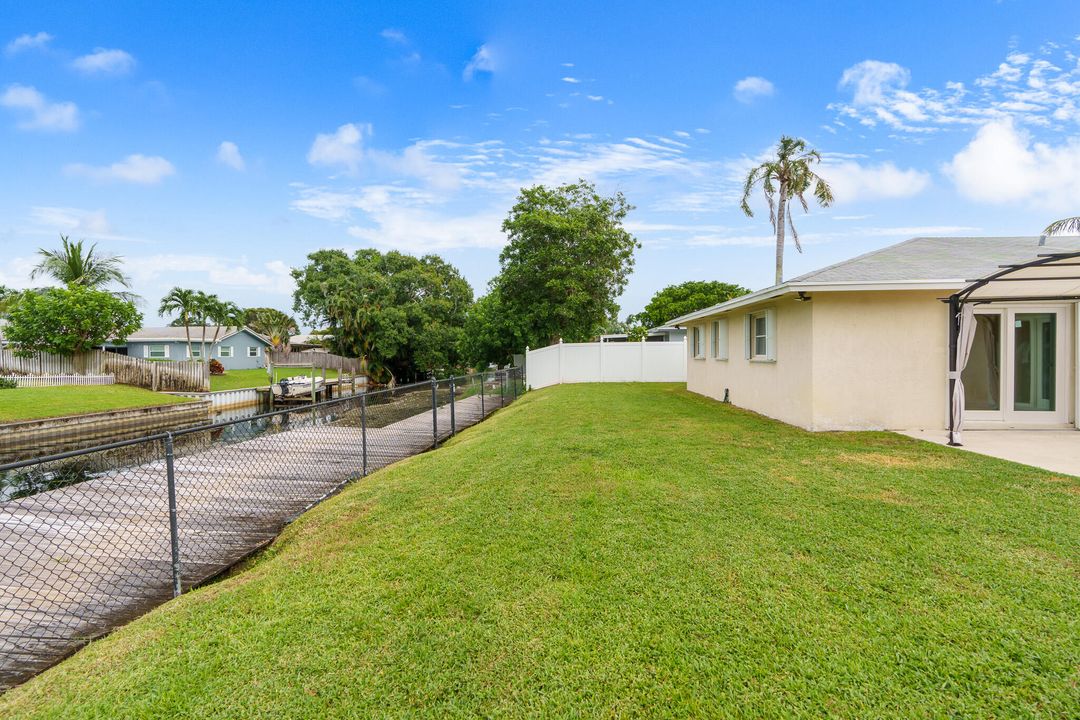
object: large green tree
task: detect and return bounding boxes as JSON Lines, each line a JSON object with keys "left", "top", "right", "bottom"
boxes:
{"left": 31, "top": 235, "right": 138, "bottom": 302}
{"left": 292, "top": 249, "right": 473, "bottom": 382}
{"left": 741, "top": 136, "right": 834, "bottom": 285}
{"left": 492, "top": 180, "right": 639, "bottom": 352}
{"left": 6, "top": 286, "right": 142, "bottom": 356}
{"left": 628, "top": 281, "right": 751, "bottom": 329}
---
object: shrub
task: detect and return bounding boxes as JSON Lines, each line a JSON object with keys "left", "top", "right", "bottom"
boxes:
{"left": 0, "top": 377, "right": 17, "bottom": 390}
{"left": 209, "top": 359, "right": 225, "bottom": 375}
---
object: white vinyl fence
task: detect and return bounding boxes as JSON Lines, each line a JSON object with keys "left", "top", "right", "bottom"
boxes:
{"left": 1, "top": 374, "right": 115, "bottom": 388}
{"left": 525, "top": 340, "right": 687, "bottom": 390}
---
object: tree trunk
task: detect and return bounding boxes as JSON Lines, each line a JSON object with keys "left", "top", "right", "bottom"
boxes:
{"left": 775, "top": 189, "right": 787, "bottom": 285}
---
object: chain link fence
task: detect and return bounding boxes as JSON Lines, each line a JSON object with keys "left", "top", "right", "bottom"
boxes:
{"left": 0, "top": 367, "right": 524, "bottom": 691}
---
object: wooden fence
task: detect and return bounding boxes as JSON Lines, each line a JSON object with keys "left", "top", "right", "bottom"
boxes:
{"left": 1, "top": 374, "right": 115, "bottom": 388}
{"left": 269, "top": 349, "right": 366, "bottom": 375}
{"left": 0, "top": 349, "right": 209, "bottom": 392}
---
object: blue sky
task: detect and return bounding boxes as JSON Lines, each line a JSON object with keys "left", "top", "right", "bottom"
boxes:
{"left": 2, "top": 1, "right": 1080, "bottom": 325}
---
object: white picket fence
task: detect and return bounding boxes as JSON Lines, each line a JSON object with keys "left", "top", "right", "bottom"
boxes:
{"left": 1, "top": 374, "right": 116, "bottom": 388}
{"left": 525, "top": 339, "right": 687, "bottom": 390}
{"left": 0, "top": 348, "right": 209, "bottom": 392}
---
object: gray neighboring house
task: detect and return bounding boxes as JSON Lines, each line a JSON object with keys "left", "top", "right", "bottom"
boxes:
{"left": 119, "top": 326, "right": 271, "bottom": 370}
{"left": 599, "top": 325, "right": 687, "bottom": 343}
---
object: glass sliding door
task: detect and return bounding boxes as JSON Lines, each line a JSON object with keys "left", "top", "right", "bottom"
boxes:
{"left": 1013, "top": 313, "right": 1056, "bottom": 412}
{"left": 963, "top": 306, "right": 1069, "bottom": 425}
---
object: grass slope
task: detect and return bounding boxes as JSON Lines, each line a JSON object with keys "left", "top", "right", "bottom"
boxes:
{"left": 210, "top": 368, "right": 340, "bottom": 391}
{"left": 0, "top": 385, "right": 190, "bottom": 422}
{"left": 3, "top": 384, "right": 1078, "bottom": 717}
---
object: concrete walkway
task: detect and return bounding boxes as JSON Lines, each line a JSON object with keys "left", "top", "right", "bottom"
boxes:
{"left": 899, "top": 429, "right": 1080, "bottom": 477}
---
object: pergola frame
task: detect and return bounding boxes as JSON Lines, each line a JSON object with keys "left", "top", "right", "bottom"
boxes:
{"left": 946, "top": 250, "right": 1080, "bottom": 445}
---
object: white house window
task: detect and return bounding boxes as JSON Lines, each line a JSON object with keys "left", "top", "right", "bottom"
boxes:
{"left": 745, "top": 310, "right": 776, "bottom": 361}
{"left": 692, "top": 326, "right": 704, "bottom": 359}
{"left": 219, "top": 346, "right": 234, "bottom": 358}
{"left": 247, "top": 346, "right": 259, "bottom": 358}
{"left": 146, "top": 344, "right": 168, "bottom": 359}
{"left": 186, "top": 347, "right": 202, "bottom": 359}
{"left": 712, "top": 318, "right": 729, "bottom": 360}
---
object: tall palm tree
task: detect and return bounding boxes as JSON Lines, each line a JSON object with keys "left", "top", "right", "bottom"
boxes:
{"left": 31, "top": 235, "right": 138, "bottom": 301}
{"left": 1043, "top": 217, "right": 1080, "bottom": 236}
{"left": 741, "top": 136, "right": 835, "bottom": 285}
{"left": 204, "top": 297, "right": 244, "bottom": 369}
{"left": 158, "top": 287, "right": 200, "bottom": 360}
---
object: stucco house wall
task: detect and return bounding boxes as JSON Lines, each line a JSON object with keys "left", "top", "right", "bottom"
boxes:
{"left": 809, "top": 291, "right": 948, "bottom": 431}
{"left": 686, "top": 295, "right": 814, "bottom": 429}
{"left": 685, "top": 290, "right": 953, "bottom": 432}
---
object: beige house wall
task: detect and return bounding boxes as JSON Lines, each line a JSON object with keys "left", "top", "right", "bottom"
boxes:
{"left": 809, "top": 291, "right": 948, "bottom": 431}
{"left": 685, "top": 289, "right": 952, "bottom": 431}
{"left": 686, "top": 296, "right": 814, "bottom": 428}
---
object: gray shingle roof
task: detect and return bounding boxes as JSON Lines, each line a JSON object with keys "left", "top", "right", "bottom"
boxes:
{"left": 790, "top": 236, "right": 1080, "bottom": 284}
{"left": 128, "top": 326, "right": 269, "bottom": 343}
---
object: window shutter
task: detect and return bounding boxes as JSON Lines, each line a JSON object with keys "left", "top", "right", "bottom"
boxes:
{"left": 765, "top": 308, "right": 777, "bottom": 361}
{"left": 743, "top": 314, "right": 751, "bottom": 359}
{"left": 142, "top": 345, "right": 149, "bottom": 358}
{"left": 164, "top": 345, "right": 170, "bottom": 358}
{"left": 718, "top": 318, "right": 729, "bottom": 360}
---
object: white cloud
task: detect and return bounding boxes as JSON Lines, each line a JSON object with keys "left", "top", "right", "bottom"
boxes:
{"left": 586, "top": 95, "right": 604, "bottom": 102}
{"left": 307, "top": 123, "right": 369, "bottom": 174}
{"left": 5, "top": 32, "right": 52, "bottom": 55}
{"left": 380, "top": 28, "right": 407, "bottom": 44}
{"left": 821, "top": 160, "right": 930, "bottom": 202}
{"left": 463, "top": 44, "right": 495, "bottom": 81}
{"left": 71, "top": 47, "right": 136, "bottom": 75}
{"left": 127, "top": 255, "right": 294, "bottom": 295}
{"left": 65, "top": 154, "right": 176, "bottom": 184}
{"left": 831, "top": 45, "right": 1080, "bottom": 135}
{"left": 29, "top": 206, "right": 112, "bottom": 236}
{"left": 733, "top": 76, "right": 775, "bottom": 103}
{"left": 561, "top": 77, "right": 581, "bottom": 84}
{"left": 0, "top": 84, "right": 79, "bottom": 132}
{"left": 944, "top": 117, "right": 1080, "bottom": 210}
{"left": 216, "top": 141, "right": 245, "bottom": 171}
{"left": 838, "top": 60, "right": 911, "bottom": 105}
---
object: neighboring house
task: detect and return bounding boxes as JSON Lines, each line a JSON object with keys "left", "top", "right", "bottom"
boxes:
{"left": 600, "top": 325, "right": 688, "bottom": 343}
{"left": 671, "top": 236, "right": 1080, "bottom": 435}
{"left": 287, "top": 333, "right": 328, "bottom": 352}
{"left": 121, "top": 326, "right": 271, "bottom": 370}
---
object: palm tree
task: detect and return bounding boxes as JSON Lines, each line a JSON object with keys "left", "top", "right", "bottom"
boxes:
{"left": 158, "top": 288, "right": 200, "bottom": 360}
{"left": 1043, "top": 217, "right": 1080, "bottom": 236}
{"left": 741, "top": 136, "right": 835, "bottom": 285}
{"left": 31, "top": 235, "right": 138, "bottom": 301}
{"left": 204, "top": 297, "right": 244, "bottom": 369}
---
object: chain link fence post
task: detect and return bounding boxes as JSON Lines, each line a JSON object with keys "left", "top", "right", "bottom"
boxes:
{"left": 361, "top": 393, "right": 368, "bottom": 477}
{"left": 431, "top": 377, "right": 438, "bottom": 448}
{"left": 164, "top": 432, "right": 182, "bottom": 598}
{"left": 449, "top": 377, "right": 456, "bottom": 436}
{"left": 500, "top": 370, "right": 506, "bottom": 406}
{"left": 480, "top": 371, "right": 485, "bottom": 416}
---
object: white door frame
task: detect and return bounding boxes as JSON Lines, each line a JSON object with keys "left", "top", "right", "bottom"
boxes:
{"left": 965, "top": 303, "right": 1073, "bottom": 428}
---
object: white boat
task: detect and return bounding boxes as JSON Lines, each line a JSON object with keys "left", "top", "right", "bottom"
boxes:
{"left": 271, "top": 375, "right": 325, "bottom": 398}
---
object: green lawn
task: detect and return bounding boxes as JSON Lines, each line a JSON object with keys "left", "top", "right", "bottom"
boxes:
{"left": 0, "top": 385, "right": 191, "bottom": 422}
{"left": 210, "top": 367, "right": 340, "bottom": 391}
{"left": 3, "top": 384, "right": 1078, "bottom": 717}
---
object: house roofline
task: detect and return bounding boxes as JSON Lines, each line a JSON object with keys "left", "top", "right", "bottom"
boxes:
{"left": 667, "top": 279, "right": 966, "bottom": 325}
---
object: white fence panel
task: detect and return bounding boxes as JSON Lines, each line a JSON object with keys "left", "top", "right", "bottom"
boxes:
{"left": 525, "top": 340, "right": 686, "bottom": 389}
{"left": 1, "top": 374, "right": 116, "bottom": 388}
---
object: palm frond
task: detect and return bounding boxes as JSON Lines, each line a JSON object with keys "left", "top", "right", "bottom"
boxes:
{"left": 1043, "top": 216, "right": 1080, "bottom": 236}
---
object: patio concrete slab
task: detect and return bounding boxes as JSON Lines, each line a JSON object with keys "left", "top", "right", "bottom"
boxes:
{"left": 899, "top": 429, "right": 1080, "bottom": 477}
